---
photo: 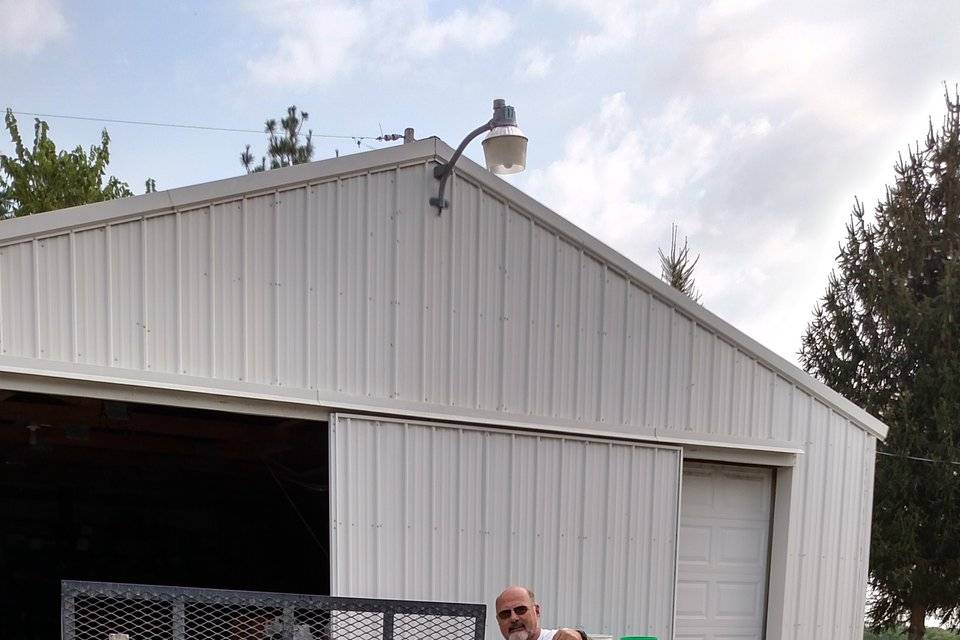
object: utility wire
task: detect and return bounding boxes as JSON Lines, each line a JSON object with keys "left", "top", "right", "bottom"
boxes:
{"left": 10, "top": 110, "right": 382, "bottom": 141}
{"left": 876, "top": 450, "right": 960, "bottom": 466}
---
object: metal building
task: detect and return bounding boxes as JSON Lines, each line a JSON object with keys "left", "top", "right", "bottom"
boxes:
{"left": 0, "top": 139, "right": 886, "bottom": 640}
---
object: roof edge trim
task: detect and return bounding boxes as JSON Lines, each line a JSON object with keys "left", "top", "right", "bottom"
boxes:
{"left": 0, "top": 139, "right": 442, "bottom": 245}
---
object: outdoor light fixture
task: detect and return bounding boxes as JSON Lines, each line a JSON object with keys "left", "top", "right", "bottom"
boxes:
{"left": 430, "top": 98, "right": 527, "bottom": 214}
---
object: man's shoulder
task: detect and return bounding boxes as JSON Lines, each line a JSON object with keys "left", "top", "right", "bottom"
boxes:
{"left": 538, "top": 630, "right": 558, "bottom": 640}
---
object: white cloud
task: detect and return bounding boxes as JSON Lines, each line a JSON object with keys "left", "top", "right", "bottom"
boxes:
{"left": 696, "top": 0, "right": 771, "bottom": 34}
{"left": 544, "top": 0, "right": 673, "bottom": 55}
{"left": 246, "top": 1, "right": 366, "bottom": 86}
{"left": 685, "top": 3, "right": 960, "bottom": 139}
{"left": 246, "top": 1, "right": 514, "bottom": 87}
{"left": 514, "top": 45, "right": 553, "bottom": 79}
{"left": 405, "top": 7, "right": 512, "bottom": 57}
{"left": 0, "top": 0, "right": 67, "bottom": 57}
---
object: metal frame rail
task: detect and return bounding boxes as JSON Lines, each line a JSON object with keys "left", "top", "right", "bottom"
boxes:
{"left": 62, "top": 581, "right": 486, "bottom": 640}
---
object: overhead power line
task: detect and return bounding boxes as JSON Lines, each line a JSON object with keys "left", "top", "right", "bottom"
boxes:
{"left": 10, "top": 110, "right": 383, "bottom": 141}
{"left": 877, "top": 450, "right": 960, "bottom": 466}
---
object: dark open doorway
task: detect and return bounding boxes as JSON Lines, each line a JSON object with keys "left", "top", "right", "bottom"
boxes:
{"left": 0, "top": 390, "right": 330, "bottom": 640}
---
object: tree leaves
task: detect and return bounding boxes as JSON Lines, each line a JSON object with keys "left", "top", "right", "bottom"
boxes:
{"left": 0, "top": 109, "right": 134, "bottom": 219}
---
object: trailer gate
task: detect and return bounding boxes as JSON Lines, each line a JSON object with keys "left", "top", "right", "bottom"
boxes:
{"left": 62, "top": 581, "right": 486, "bottom": 640}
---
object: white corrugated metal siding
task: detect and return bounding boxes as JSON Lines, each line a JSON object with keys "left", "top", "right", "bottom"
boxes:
{"left": 775, "top": 399, "right": 877, "bottom": 639}
{"left": 329, "top": 414, "right": 682, "bottom": 640}
{"left": 0, "top": 162, "right": 871, "bottom": 444}
{"left": 0, "top": 142, "right": 882, "bottom": 639}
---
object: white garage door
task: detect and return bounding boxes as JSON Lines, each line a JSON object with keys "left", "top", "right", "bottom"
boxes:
{"left": 676, "top": 463, "right": 773, "bottom": 640}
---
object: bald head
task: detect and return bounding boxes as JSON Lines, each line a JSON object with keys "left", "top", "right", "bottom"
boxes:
{"left": 494, "top": 586, "right": 541, "bottom": 640}
{"left": 495, "top": 586, "right": 535, "bottom": 608}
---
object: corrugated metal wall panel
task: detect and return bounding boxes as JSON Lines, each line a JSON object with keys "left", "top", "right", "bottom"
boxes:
{"left": 475, "top": 189, "right": 504, "bottom": 412}
{"left": 771, "top": 374, "right": 793, "bottom": 442}
{"left": 0, "top": 163, "right": 872, "bottom": 449}
{"left": 422, "top": 171, "right": 453, "bottom": 406}
{"left": 330, "top": 415, "right": 681, "bottom": 640}
{"left": 853, "top": 436, "right": 877, "bottom": 635}
{"left": 770, "top": 399, "right": 877, "bottom": 640}
{"left": 448, "top": 179, "right": 482, "bottom": 408}
{"left": 144, "top": 214, "right": 178, "bottom": 373}
{"left": 751, "top": 364, "right": 775, "bottom": 441}
{"left": 0, "top": 240, "right": 36, "bottom": 358}
{"left": 210, "top": 200, "right": 244, "bottom": 381}
{"left": 552, "top": 239, "right": 580, "bottom": 420}
{"left": 394, "top": 166, "right": 426, "bottom": 402}
{"left": 180, "top": 207, "right": 212, "bottom": 378}
{"left": 501, "top": 208, "right": 530, "bottom": 414}
{"left": 599, "top": 271, "right": 627, "bottom": 425}
{"left": 365, "top": 171, "right": 396, "bottom": 400}
{"left": 667, "top": 311, "right": 693, "bottom": 431}
{"left": 244, "top": 193, "right": 277, "bottom": 385}
{"left": 337, "top": 175, "right": 367, "bottom": 395}
{"left": 109, "top": 220, "right": 144, "bottom": 369}
{"left": 575, "top": 255, "right": 603, "bottom": 422}
{"left": 621, "top": 283, "right": 650, "bottom": 429}
{"left": 311, "top": 181, "right": 338, "bottom": 392}
{"left": 644, "top": 297, "right": 672, "bottom": 429}
{"left": 689, "top": 323, "right": 713, "bottom": 433}
{"left": 35, "top": 235, "right": 71, "bottom": 362}
{"left": 730, "top": 348, "right": 753, "bottom": 438}
{"left": 73, "top": 228, "right": 109, "bottom": 366}
{"left": 276, "top": 186, "right": 310, "bottom": 389}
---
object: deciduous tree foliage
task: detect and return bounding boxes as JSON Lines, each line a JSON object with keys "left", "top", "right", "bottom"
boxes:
{"left": 241, "top": 106, "right": 314, "bottom": 173}
{"left": 0, "top": 109, "right": 133, "bottom": 219}
{"left": 801, "top": 90, "right": 960, "bottom": 640}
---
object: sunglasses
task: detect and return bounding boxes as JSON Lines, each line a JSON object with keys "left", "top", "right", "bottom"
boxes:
{"left": 497, "top": 605, "right": 532, "bottom": 620}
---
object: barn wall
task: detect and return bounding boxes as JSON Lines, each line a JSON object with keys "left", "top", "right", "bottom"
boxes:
{"left": 0, "top": 160, "right": 864, "bottom": 448}
{"left": 0, "top": 148, "right": 880, "bottom": 638}
{"left": 329, "top": 414, "right": 682, "bottom": 640}
{"left": 773, "top": 400, "right": 877, "bottom": 639}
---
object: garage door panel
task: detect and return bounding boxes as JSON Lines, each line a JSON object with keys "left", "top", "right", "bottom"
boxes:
{"left": 718, "top": 527, "right": 766, "bottom": 565}
{"left": 678, "top": 525, "right": 712, "bottom": 563}
{"left": 677, "top": 463, "right": 772, "bottom": 640}
{"left": 717, "top": 475, "right": 769, "bottom": 517}
{"left": 676, "top": 581, "right": 709, "bottom": 617}
{"left": 716, "top": 581, "right": 762, "bottom": 617}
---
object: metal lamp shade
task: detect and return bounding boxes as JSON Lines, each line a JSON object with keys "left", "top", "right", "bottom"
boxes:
{"left": 482, "top": 126, "right": 528, "bottom": 175}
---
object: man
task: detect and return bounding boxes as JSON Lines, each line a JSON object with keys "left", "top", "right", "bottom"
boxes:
{"left": 494, "top": 586, "right": 585, "bottom": 640}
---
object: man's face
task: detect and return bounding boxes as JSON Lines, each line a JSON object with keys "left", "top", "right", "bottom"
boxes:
{"left": 495, "top": 589, "right": 541, "bottom": 640}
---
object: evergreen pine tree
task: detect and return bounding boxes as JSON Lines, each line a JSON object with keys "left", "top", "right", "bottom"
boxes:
{"left": 800, "top": 89, "right": 960, "bottom": 640}
{"left": 241, "top": 106, "right": 314, "bottom": 174}
{"left": 658, "top": 222, "right": 701, "bottom": 302}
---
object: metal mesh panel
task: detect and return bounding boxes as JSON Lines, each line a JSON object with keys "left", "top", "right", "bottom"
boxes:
{"left": 62, "top": 582, "right": 485, "bottom": 640}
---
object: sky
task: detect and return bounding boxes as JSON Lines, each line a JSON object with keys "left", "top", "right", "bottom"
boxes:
{"left": 2, "top": 0, "right": 959, "bottom": 367}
